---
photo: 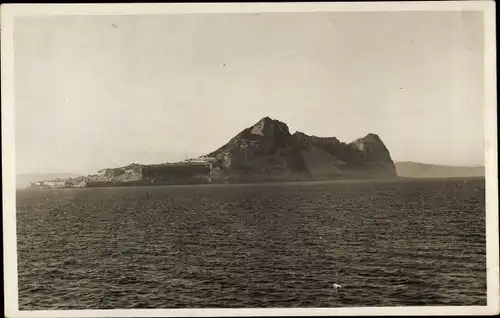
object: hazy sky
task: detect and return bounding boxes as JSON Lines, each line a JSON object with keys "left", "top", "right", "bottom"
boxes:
{"left": 14, "top": 11, "right": 485, "bottom": 174}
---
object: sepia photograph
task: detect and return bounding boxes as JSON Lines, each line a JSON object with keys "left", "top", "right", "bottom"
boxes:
{"left": 2, "top": 2, "right": 498, "bottom": 317}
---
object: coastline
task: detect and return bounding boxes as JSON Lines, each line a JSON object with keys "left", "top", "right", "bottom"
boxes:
{"left": 20, "top": 175, "right": 486, "bottom": 190}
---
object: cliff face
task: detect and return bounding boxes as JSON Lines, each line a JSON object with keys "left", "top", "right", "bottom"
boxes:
{"left": 207, "top": 117, "right": 398, "bottom": 179}
{"left": 207, "top": 117, "right": 308, "bottom": 175}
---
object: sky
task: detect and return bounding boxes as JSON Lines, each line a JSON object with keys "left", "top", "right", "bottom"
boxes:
{"left": 14, "top": 11, "right": 485, "bottom": 175}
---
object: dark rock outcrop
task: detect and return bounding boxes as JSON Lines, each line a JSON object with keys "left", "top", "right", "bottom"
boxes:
{"left": 207, "top": 117, "right": 308, "bottom": 175}
{"left": 207, "top": 117, "right": 398, "bottom": 179}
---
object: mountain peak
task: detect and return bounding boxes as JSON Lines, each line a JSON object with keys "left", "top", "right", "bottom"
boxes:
{"left": 254, "top": 116, "right": 286, "bottom": 126}
{"left": 250, "top": 116, "right": 290, "bottom": 137}
{"left": 348, "top": 132, "right": 394, "bottom": 168}
{"left": 363, "top": 133, "right": 382, "bottom": 140}
{"left": 352, "top": 133, "right": 382, "bottom": 145}
{"left": 207, "top": 118, "right": 397, "bottom": 179}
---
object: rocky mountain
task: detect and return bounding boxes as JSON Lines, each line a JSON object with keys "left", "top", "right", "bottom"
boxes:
{"left": 395, "top": 161, "right": 485, "bottom": 178}
{"left": 206, "top": 117, "right": 398, "bottom": 180}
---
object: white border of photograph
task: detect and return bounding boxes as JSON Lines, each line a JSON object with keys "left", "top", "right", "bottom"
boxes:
{"left": 2, "top": 1, "right": 498, "bottom": 317}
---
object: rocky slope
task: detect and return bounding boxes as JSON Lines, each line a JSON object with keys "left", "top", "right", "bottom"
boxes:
{"left": 206, "top": 117, "right": 398, "bottom": 180}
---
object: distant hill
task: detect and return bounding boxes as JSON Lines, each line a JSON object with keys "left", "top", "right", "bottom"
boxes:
{"left": 16, "top": 173, "right": 82, "bottom": 189}
{"left": 395, "top": 162, "right": 485, "bottom": 178}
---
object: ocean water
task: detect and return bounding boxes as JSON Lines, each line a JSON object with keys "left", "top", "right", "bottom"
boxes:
{"left": 16, "top": 178, "right": 486, "bottom": 309}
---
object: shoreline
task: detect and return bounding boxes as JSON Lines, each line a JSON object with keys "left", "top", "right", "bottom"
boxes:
{"left": 20, "top": 175, "right": 485, "bottom": 190}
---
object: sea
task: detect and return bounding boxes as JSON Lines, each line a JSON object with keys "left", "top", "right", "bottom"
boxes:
{"left": 15, "top": 177, "right": 487, "bottom": 309}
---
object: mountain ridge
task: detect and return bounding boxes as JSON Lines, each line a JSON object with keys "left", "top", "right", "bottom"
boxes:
{"left": 205, "top": 116, "right": 398, "bottom": 179}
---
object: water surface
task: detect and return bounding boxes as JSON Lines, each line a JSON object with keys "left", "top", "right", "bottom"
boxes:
{"left": 16, "top": 178, "right": 486, "bottom": 309}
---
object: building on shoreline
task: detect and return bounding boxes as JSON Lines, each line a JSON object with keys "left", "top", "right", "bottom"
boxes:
{"left": 29, "top": 177, "right": 86, "bottom": 189}
{"left": 28, "top": 160, "right": 218, "bottom": 188}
